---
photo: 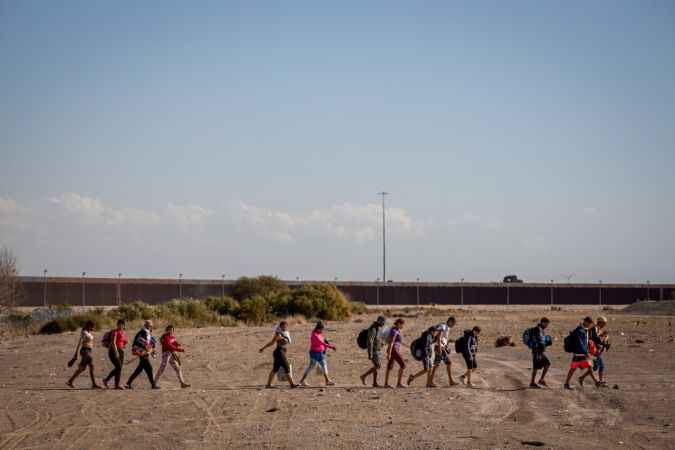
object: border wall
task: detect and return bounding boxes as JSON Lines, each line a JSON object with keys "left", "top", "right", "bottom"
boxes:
{"left": 12, "top": 277, "right": 675, "bottom": 307}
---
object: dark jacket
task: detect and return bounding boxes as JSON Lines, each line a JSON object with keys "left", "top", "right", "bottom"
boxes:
{"left": 572, "top": 325, "right": 589, "bottom": 355}
{"left": 367, "top": 323, "right": 381, "bottom": 359}
{"left": 462, "top": 330, "right": 478, "bottom": 357}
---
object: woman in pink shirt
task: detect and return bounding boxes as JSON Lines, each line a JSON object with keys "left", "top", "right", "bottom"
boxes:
{"left": 299, "top": 321, "right": 337, "bottom": 387}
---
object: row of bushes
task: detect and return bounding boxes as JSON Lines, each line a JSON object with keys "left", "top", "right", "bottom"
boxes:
{"left": 32, "top": 279, "right": 367, "bottom": 334}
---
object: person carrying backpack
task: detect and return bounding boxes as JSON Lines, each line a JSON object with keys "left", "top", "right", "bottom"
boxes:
{"left": 125, "top": 320, "right": 158, "bottom": 390}
{"left": 430, "top": 316, "right": 458, "bottom": 387}
{"left": 580, "top": 316, "right": 610, "bottom": 387}
{"left": 526, "top": 317, "right": 551, "bottom": 389}
{"left": 458, "top": 326, "right": 481, "bottom": 387}
{"left": 406, "top": 326, "right": 440, "bottom": 387}
{"left": 154, "top": 325, "right": 190, "bottom": 388}
{"left": 563, "top": 316, "right": 600, "bottom": 390}
{"left": 102, "top": 319, "right": 127, "bottom": 389}
{"left": 360, "top": 315, "right": 386, "bottom": 387}
{"left": 299, "top": 321, "right": 337, "bottom": 387}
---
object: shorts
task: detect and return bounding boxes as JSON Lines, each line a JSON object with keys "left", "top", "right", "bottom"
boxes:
{"left": 422, "top": 349, "right": 434, "bottom": 370}
{"left": 532, "top": 351, "right": 550, "bottom": 370}
{"left": 387, "top": 348, "right": 406, "bottom": 370}
{"left": 307, "top": 351, "right": 328, "bottom": 374}
{"left": 79, "top": 347, "right": 93, "bottom": 367}
{"left": 272, "top": 347, "right": 290, "bottom": 374}
{"left": 462, "top": 352, "right": 477, "bottom": 370}
{"left": 569, "top": 355, "right": 591, "bottom": 370}
{"left": 370, "top": 351, "right": 381, "bottom": 370}
{"left": 434, "top": 347, "right": 451, "bottom": 366}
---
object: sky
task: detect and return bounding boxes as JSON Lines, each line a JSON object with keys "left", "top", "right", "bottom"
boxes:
{"left": 1, "top": 1, "right": 674, "bottom": 283}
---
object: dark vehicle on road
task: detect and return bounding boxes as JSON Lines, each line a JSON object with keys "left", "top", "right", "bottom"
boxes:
{"left": 503, "top": 275, "right": 523, "bottom": 283}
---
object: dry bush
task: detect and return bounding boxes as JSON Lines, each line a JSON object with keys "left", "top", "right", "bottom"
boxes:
{"left": 0, "top": 248, "right": 21, "bottom": 310}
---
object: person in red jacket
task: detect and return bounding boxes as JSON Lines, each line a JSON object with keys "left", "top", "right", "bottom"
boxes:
{"left": 154, "top": 325, "right": 190, "bottom": 388}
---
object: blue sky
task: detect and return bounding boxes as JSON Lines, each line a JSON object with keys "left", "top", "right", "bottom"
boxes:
{"left": 1, "top": 1, "right": 674, "bottom": 282}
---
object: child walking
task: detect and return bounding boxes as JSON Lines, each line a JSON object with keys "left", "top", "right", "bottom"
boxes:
{"left": 299, "top": 321, "right": 337, "bottom": 387}
{"left": 154, "top": 325, "right": 190, "bottom": 388}
{"left": 384, "top": 318, "right": 407, "bottom": 388}
{"left": 459, "top": 326, "right": 481, "bottom": 387}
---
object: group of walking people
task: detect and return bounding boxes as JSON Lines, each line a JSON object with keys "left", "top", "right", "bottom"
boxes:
{"left": 66, "top": 319, "right": 190, "bottom": 390}
{"left": 66, "top": 314, "right": 609, "bottom": 391}
{"left": 259, "top": 314, "right": 610, "bottom": 390}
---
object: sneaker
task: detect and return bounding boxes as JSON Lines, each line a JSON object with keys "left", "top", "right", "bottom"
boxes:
{"left": 564, "top": 384, "right": 573, "bottom": 390}
{"left": 538, "top": 380, "right": 548, "bottom": 387}
{"left": 529, "top": 383, "right": 541, "bottom": 389}
{"left": 151, "top": 385, "right": 160, "bottom": 390}
{"left": 300, "top": 381, "right": 310, "bottom": 387}
{"left": 125, "top": 384, "right": 133, "bottom": 390}
{"left": 181, "top": 383, "right": 191, "bottom": 389}
{"left": 326, "top": 380, "right": 335, "bottom": 386}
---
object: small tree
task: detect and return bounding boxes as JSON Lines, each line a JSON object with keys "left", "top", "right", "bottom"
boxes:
{"left": 0, "top": 248, "right": 21, "bottom": 310}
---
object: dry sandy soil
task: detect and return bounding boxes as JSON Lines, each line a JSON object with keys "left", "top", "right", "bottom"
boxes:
{"left": 1, "top": 306, "right": 674, "bottom": 450}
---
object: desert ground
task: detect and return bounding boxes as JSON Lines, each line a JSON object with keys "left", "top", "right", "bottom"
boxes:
{"left": 1, "top": 306, "right": 674, "bottom": 450}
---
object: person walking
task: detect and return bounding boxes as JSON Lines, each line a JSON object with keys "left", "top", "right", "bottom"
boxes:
{"left": 458, "top": 326, "right": 481, "bottom": 387}
{"left": 103, "top": 319, "right": 127, "bottom": 389}
{"left": 384, "top": 318, "right": 407, "bottom": 388}
{"left": 154, "top": 325, "right": 190, "bottom": 388}
{"left": 299, "top": 321, "right": 337, "bottom": 387}
{"left": 527, "top": 317, "right": 552, "bottom": 388}
{"left": 406, "top": 325, "right": 440, "bottom": 387}
{"left": 429, "top": 316, "right": 458, "bottom": 387}
{"left": 259, "top": 321, "right": 298, "bottom": 388}
{"left": 580, "top": 316, "right": 610, "bottom": 387}
{"left": 564, "top": 316, "right": 600, "bottom": 390}
{"left": 66, "top": 320, "right": 101, "bottom": 389}
{"left": 360, "top": 315, "right": 386, "bottom": 387}
{"left": 125, "top": 320, "right": 158, "bottom": 389}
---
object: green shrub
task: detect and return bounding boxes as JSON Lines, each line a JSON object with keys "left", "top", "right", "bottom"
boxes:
{"left": 232, "top": 276, "right": 290, "bottom": 301}
{"left": 349, "top": 301, "right": 368, "bottom": 315}
{"left": 286, "top": 283, "right": 352, "bottom": 320}
{"left": 238, "top": 295, "right": 271, "bottom": 324}
{"left": 204, "top": 296, "right": 240, "bottom": 316}
{"left": 114, "top": 301, "right": 155, "bottom": 321}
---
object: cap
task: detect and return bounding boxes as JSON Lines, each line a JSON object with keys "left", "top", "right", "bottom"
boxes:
{"left": 376, "top": 315, "right": 386, "bottom": 325}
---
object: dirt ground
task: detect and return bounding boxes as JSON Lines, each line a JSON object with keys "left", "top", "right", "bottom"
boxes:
{"left": 1, "top": 306, "right": 674, "bottom": 450}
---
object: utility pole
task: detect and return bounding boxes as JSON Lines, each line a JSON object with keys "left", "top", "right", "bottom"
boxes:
{"left": 378, "top": 192, "right": 389, "bottom": 283}
{"left": 179, "top": 273, "right": 183, "bottom": 299}
{"left": 81, "top": 272, "right": 87, "bottom": 307}
{"left": 221, "top": 274, "right": 226, "bottom": 298}
{"left": 117, "top": 273, "right": 122, "bottom": 306}
{"left": 43, "top": 269, "right": 48, "bottom": 307}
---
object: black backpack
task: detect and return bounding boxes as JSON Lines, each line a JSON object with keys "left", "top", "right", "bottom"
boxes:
{"left": 410, "top": 337, "right": 424, "bottom": 361}
{"left": 357, "top": 328, "right": 369, "bottom": 350}
{"left": 563, "top": 330, "right": 577, "bottom": 353}
{"left": 454, "top": 335, "right": 466, "bottom": 354}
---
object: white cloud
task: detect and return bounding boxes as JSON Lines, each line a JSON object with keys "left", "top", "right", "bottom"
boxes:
{"left": 166, "top": 203, "right": 213, "bottom": 227}
{"left": 50, "top": 193, "right": 160, "bottom": 228}
{"left": 235, "top": 201, "right": 426, "bottom": 243}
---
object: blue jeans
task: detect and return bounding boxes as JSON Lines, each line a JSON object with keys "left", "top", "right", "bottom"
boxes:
{"left": 302, "top": 351, "right": 328, "bottom": 378}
